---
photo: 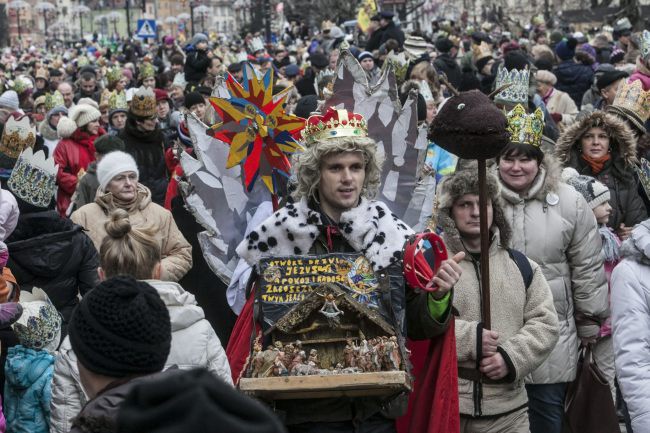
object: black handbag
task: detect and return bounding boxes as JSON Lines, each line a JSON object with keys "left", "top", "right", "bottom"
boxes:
{"left": 564, "top": 344, "right": 619, "bottom": 433}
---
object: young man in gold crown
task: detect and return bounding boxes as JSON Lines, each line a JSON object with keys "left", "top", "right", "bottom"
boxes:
{"left": 228, "top": 107, "right": 464, "bottom": 432}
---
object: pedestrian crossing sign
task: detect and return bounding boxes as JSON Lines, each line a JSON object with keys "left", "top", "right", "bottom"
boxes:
{"left": 136, "top": 19, "right": 157, "bottom": 38}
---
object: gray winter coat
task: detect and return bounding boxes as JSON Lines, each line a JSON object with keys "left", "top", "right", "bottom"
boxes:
{"left": 498, "top": 157, "right": 609, "bottom": 384}
{"left": 611, "top": 220, "right": 650, "bottom": 433}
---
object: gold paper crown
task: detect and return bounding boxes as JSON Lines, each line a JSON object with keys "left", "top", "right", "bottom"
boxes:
{"left": 44, "top": 91, "right": 65, "bottom": 112}
{"left": 7, "top": 148, "right": 58, "bottom": 209}
{"left": 303, "top": 108, "right": 368, "bottom": 145}
{"left": 611, "top": 79, "right": 650, "bottom": 125}
{"left": 139, "top": 62, "right": 156, "bottom": 80}
{"left": 506, "top": 104, "right": 544, "bottom": 148}
{"left": 108, "top": 90, "right": 128, "bottom": 111}
{"left": 0, "top": 115, "right": 37, "bottom": 159}
{"left": 9, "top": 75, "right": 34, "bottom": 95}
{"left": 106, "top": 66, "right": 122, "bottom": 84}
{"left": 77, "top": 55, "right": 90, "bottom": 67}
{"left": 99, "top": 89, "right": 110, "bottom": 108}
{"left": 130, "top": 86, "right": 156, "bottom": 118}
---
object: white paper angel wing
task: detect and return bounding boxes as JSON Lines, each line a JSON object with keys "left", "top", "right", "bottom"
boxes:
{"left": 180, "top": 113, "right": 271, "bottom": 284}
{"left": 325, "top": 50, "right": 432, "bottom": 230}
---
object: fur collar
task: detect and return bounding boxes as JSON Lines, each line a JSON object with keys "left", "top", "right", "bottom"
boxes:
{"left": 236, "top": 197, "right": 414, "bottom": 271}
{"left": 620, "top": 220, "right": 650, "bottom": 266}
{"left": 554, "top": 111, "right": 638, "bottom": 175}
{"left": 38, "top": 120, "right": 58, "bottom": 141}
{"left": 498, "top": 154, "right": 562, "bottom": 203}
{"left": 435, "top": 200, "right": 511, "bottom": 255}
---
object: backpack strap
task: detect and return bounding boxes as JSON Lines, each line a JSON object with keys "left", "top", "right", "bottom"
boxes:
{"left": 507, "top": 248, "right": 533, "bottom": 290}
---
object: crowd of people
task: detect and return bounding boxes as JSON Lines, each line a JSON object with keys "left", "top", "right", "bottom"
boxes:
{"left": 0, "top": 7, "right": 648, "bottom": 433}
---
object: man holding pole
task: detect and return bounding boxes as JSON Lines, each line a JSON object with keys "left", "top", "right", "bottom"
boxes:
{"left": 434, "top": 165, "right": 559, "bottom": 432}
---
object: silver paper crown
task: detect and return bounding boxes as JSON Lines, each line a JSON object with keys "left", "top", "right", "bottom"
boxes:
{"left": 494, "top": 65, "right": 530, "bottom": 106}
{"left": 642, "top": 30, "right": 650, "bottom": 61}
{"left": 7, "top": 148, "right": 58, "bottom": 209}
{"left": 248, "top": 36, "right": 264, "bottom": 53}
{"left": 14, "top": 288, "right": 61, "bottom": 351}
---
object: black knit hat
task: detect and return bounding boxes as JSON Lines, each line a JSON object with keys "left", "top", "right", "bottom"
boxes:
{"left": 68, "top": 276, "right": 171, "bottom": 377}
{"left": 184, "top": 91, "right": 205, "bottom": 109}
{"left": 94, "top": 134, "right": 126, "bottom": 155}
{"left": 117, "top": 368, "right": 287, "bottom": 433}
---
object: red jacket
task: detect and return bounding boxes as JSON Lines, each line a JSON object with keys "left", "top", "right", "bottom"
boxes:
{"left": 53, "top": 128, "right": 104, "bottom": 216}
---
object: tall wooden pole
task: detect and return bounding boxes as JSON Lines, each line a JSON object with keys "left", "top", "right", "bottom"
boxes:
{"left": 478, "top": 158, "right": 491, "bottom": 330}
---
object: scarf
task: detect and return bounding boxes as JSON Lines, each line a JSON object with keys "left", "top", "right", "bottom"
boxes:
{"left": 581, "top": 153, "right": 611, "bottom": 174}
{"left": 542, "top": 87, "right": 554, "bottom": 105}
{"left": 95, "top": 184, "right": 149, "bottom": 214}
{"left": 123, "top": 117, "right": 164, "bottom": 145}
{"left": 599, "top": 225, "right": 620, "bottom": 263}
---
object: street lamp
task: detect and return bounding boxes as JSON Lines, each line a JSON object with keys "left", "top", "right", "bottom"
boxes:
{"left": 35, "top": 2, "right": 55, "bottom": 39}
{"left": 7, "top": 0, "right": 31, "bottom": 45}
{"left": 194, "top": 5, "right": 209, "bottom": 34}
{"left": 165, "top": 16, "right": 178, "bottom": 37}
{"left": 108, "top": 11, "right": 121, "bottom": 38}
{"left": 72, "top": 5, "right": 91, "bottom": 39}
{"left": 94, "top": 14, "right": 104, "bottom": 36}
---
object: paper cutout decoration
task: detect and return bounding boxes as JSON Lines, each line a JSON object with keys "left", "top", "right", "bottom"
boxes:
{"left": 207, "top": 63, "right": 305, "bottom": 196}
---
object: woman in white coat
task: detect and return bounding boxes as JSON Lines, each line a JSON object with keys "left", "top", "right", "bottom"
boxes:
{"left": 611, "top": 220, "right": 650, "bottom": 433}
{"left": 49, "top": 208, "right": 232, "bottom": 433}
{"left": 495, "top": 108, "right": 609, "bottom": 433}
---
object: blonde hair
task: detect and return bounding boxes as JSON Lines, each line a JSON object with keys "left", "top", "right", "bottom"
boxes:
{"left": 291, "top": 136, "right": 384, "bottom": 201}
{"left": 99, "top": 209, "right": 161, "bottom": 280}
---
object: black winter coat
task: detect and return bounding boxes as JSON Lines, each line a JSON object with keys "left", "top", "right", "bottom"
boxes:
{"left": 434, "top": 54, "right": 462, "bottom": 90}
{"left": 378, "top": 21, "right": 405, "bottom": 48}
{"left": 184, "top": 48, "right": 210, "bottom": 86}
{"left": 553, "top": 60, "right": 594, "bottom": 107}
{"left": 6, "top": 211, "right": 99, "bottom": 333}
{"left": 120, "top": 119, "right": 169, "bottom": 206}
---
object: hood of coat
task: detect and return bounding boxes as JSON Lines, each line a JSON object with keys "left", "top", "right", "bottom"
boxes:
{"left": 620, "top": 219, "right": 650, "bottom": 265}
{"left": 434, "top": 168, "right": 511, "bottom": 254}
{"left": 38, "top": 119, "right": 58, "bottom": 141}
{"left": 144, "top": 280, "right": 205, "bottom": 332}
{"left": 498, "top": 153, "right": 563, "bottom": 203}
{"left": 5, "top": 345, "right": 54, "bottom": 389}
{"left": 7, "top": 211, "right": 82, "bottom": 278}
{"left": 555, "top": 110, "right": 638, "bottom": 177}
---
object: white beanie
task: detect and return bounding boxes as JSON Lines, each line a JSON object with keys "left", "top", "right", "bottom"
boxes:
{"left": 68, "top": 103, "right": 101, "bottom": 128}
{"left": 56, "top": 116, "right": 77, "bottom": 139}
{"left": 97, "top": 151, "right": 139, "bottom": 192}
{"left": 77, "top": 97, "right": 99, "bottom": 110}
{"left": 0, "top": 91, "right": 19, "bottom": 111}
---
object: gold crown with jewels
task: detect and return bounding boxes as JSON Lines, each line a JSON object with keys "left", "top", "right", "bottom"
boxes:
{"left": 506, "top": 104, "right": 544, "bottom": 148}
{"left": 130, "top": 86, "right": 156, "bottom": 118}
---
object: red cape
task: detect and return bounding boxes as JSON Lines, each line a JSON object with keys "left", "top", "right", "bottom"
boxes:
{"left": 396, "top": 318, "right": 460, "bottom": 433}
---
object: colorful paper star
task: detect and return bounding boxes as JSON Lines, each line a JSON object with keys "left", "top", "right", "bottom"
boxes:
{"left": 207, "top": 63, "right": 305, "bottom": 195}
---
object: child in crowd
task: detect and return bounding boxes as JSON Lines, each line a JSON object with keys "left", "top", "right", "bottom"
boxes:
{"left": 562, "top": 167, "right": 619, "bottom": 401}
{"left": 0, "top": 302, "right": 23, "bottom": 433}
{"left": 4, "top": 289, "right": 61, "bottom": 433}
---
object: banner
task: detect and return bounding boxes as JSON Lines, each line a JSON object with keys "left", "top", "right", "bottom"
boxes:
{"left": 257, "top": 253, "right": 386, "bottom": 328}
